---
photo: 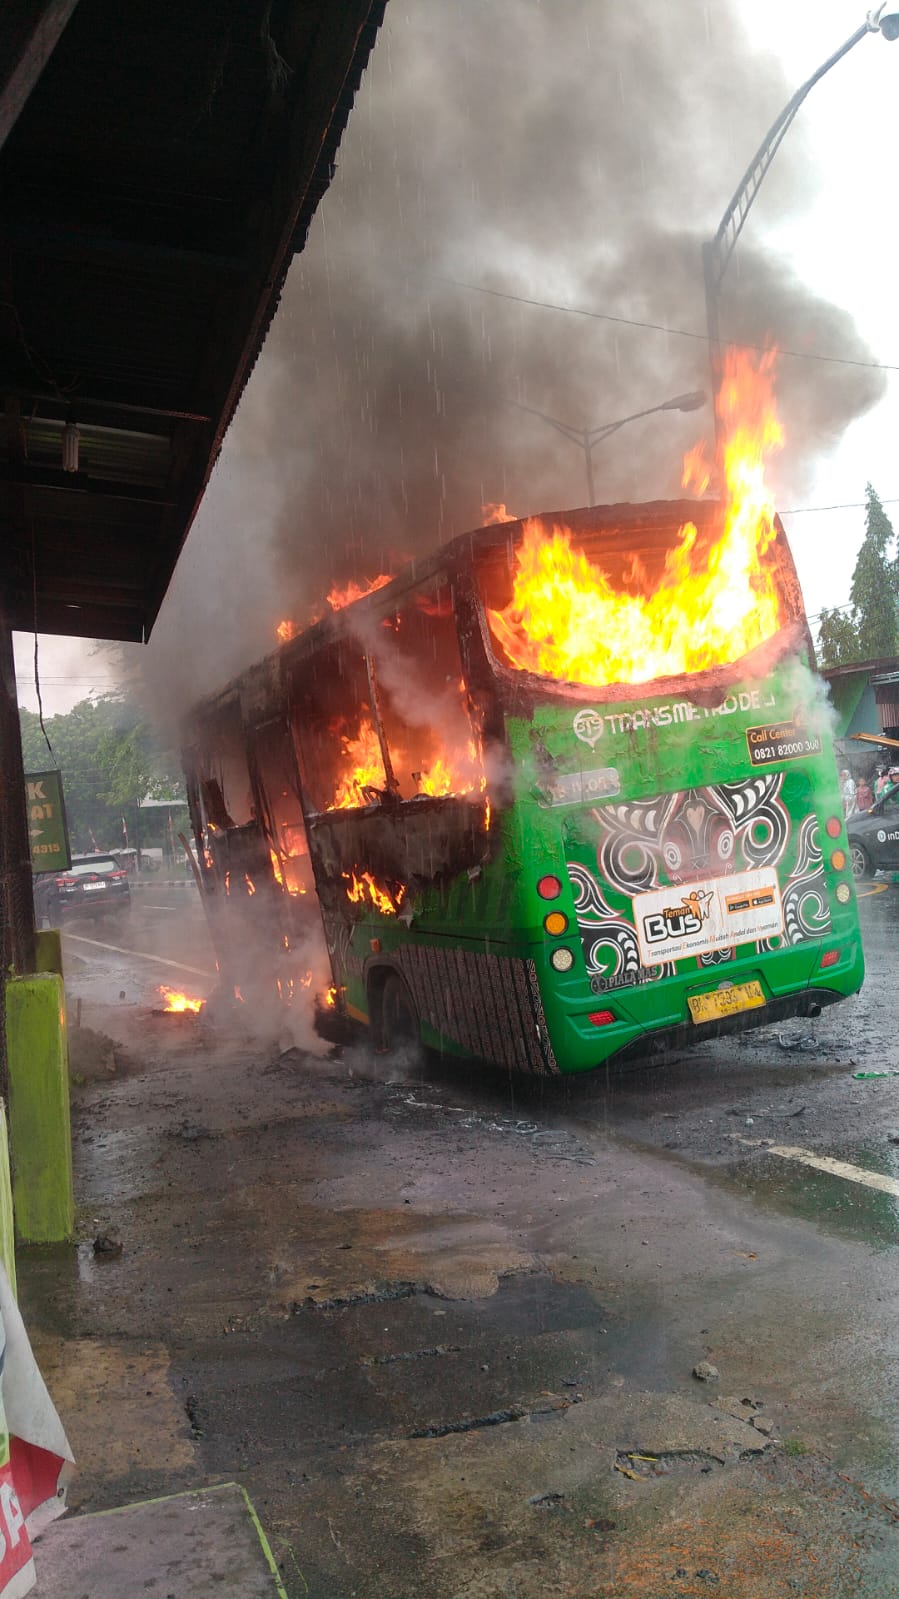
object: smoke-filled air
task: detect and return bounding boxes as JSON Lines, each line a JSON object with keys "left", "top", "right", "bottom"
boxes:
{"left": 142, "top": 0, "right": 885, "bottom": 720}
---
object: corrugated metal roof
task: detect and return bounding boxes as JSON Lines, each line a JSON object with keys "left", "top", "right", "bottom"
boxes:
{"left": 0, "top": 0, "right": 386, "bottom": 641}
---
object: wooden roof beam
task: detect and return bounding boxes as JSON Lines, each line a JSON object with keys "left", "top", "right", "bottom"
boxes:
{"left": 0, "top": 0, "right": 80, "bottom": 153}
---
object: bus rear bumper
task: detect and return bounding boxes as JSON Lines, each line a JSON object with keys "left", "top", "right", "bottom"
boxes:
{"left": 600, "top": 985, "right": 849, "bottom": 1070}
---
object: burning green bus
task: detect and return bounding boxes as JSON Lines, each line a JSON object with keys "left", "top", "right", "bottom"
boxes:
{"left": 182, "top": 492, "right": 863, "bottom": 1074}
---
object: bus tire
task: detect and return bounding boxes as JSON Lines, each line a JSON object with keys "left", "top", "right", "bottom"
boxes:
{"left": 378, "top": 972, "right": 422, "bottom": 1061}
{"left": 850, "top": 842, "right": 873, "bottom": 880}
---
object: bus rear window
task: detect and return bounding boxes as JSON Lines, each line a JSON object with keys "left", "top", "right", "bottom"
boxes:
{"left": 476, "top": 503, "right": 800, "bottom": 689}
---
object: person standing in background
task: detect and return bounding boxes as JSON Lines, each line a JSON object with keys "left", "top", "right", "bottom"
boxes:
{"left": 855, "top": 774, "right": 874, "bottom": 812}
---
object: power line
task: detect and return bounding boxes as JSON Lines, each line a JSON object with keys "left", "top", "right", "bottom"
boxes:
{"left": 436, "top": 273, "right": 899, "bottom": 374}
{"left": 806, "top": 603, "right": 853, "bottom": 622}
{"left": 780, "top": 497, "right": 899, "bottom": 516}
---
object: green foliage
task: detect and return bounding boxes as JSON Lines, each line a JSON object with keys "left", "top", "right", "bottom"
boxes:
{"left": 18, "top": 695, "right": 187, "bottom": 854}
{"left": 817, "top": 606, "right": 860, "bottom": 669}
{"left": 817, "top": 485, "right": 898, "bottom": 668}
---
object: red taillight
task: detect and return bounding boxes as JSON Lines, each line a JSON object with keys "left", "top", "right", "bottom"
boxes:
{"left": 820, "top": 949, "right": 840, "bottom": 969}
{"left": 537, "top": 874, "right": 562, "bottom": 900}
{"left": 55, "top": 876, "right": 73, "bottom": 887}
{"left": 825, "top": 816, "right": 842, "bottom": 839}
{"left": 588, "top": 1009, "right": 616, "bottom": 1027}
{"left": 111, "top": 870, "right": 127, "bottom": 880}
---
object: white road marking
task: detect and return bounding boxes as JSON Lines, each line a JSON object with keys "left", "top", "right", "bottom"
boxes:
{"left": 139, "top": 904, "right": 180, "bottom": 912}
{"left": 748, "top": 1141, "right": 899, "bottom": 1200}
{"left": 62, "top": 932, "right": 214, "bottom": 979}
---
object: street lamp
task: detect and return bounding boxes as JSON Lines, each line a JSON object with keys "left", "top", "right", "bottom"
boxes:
{"left": 512, "top": 389, "right": 706, "bottom": 505}
{"left": 703, "top": 3, "right": 899, "bottom": 436}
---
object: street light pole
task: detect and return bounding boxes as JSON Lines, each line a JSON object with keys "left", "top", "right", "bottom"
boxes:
{"left": 703, "top": 3, "right": 899, "bottom": 437}
{"left": 512, "top": 390, "right": 706, "bottom": 505}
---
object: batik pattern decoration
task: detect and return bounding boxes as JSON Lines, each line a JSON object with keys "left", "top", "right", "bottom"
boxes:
{"left": 566, "top": 862, "right": 675, "bottom": 994}
{"left": 758, "top": 810, "right": 830, "bottom": 950}
{"left": 566, "top": 774, "right": 829, "bottom": 985}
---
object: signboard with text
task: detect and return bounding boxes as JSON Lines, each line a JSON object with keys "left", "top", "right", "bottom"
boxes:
{"left": 25, "top": 771, "right": 71, "bottom": 874}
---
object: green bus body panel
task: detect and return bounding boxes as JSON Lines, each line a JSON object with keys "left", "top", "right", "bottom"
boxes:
{"left": 331, "top": 653, "right": 863, "bottom": 1074}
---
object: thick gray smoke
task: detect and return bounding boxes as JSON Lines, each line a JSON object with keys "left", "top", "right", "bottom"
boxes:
{"left": 143, "top": 0, "right": 885, "bottom": 719}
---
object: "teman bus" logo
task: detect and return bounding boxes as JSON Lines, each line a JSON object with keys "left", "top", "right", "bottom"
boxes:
{"left": 642, "top": 888, "right": 713, "bottom": 946}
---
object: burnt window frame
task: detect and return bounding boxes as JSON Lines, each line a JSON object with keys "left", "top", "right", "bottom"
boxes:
{"left": 361, "top": 571, "right": 482, "bottom": 804}
{"left": 285, "top": 635, "right": 394, "bottom": 817}
{"left": 248, "top": 715, "right": 314, "bottom": 894}
{"left": 466, "top": 502, "right": 811, "bottom": 709}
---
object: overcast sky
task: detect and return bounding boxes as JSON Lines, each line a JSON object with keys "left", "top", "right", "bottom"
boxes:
{"left": 15, "top": 0, "right": 898, "bottom": 717}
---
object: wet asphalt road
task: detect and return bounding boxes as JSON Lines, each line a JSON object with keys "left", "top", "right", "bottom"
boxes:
{"left": 21, "top": 876, "right": 899, "bottom": 1598}
{"left": 57, "top": 877, "right": 899, "bottom": 1277}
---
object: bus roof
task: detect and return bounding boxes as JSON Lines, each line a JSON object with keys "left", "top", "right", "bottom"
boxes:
{"left": 183, "top": 496, "right": 793, "bottom": 735}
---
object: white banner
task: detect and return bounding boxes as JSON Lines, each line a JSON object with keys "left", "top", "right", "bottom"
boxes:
{"left": 633, "top": 868, "right": 784, "bottom": 965}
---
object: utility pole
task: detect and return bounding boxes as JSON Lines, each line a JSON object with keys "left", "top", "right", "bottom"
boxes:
{"left": 512, "top": 391, "right": 706, "bottom": 505}
{"left": 702, "top": 3, "right": 899, "bottom": 440}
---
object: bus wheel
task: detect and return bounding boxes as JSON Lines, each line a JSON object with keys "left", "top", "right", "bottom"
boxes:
{"left": 378, "top": 973, "right": 422, "bottom": 1062}
{"left": 850, "top": 842, "right": 873, "bottom": 880}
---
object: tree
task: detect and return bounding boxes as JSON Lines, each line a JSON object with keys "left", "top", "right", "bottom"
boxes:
{"left": 817, "top": 485, "right": 898, "bottom": 668}
{"left": 817, "top": 605, "right": 860, "bottom": 669}
{"left": 18, "top": 695, "right": 186, "bottom": 854}
{"left": 850, "top": 485, "right": 898, "bottom": 656}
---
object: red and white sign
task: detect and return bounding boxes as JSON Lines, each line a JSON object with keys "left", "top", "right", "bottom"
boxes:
{"left": 0, "top": 1267, "right": 74, "bottom": 1599}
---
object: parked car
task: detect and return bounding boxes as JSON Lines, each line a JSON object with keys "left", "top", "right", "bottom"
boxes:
{"left": 847, "top": 786, "right": 899, "bottom": 879}
{"left": 33, "top": 853, "right": 131, "bottom": 926}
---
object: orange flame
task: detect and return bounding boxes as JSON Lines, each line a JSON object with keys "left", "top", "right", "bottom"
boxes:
{"left": 330, "top": 717, "right": 387, "bottom": 808}
{"left": 270, "top": 848, "right": 308, "bottom": 895}
{"left": 276, "top": 619, "right": 298, "bottom": 643}
{"left": 157, "top": 985, "right": 203, "bottom": 1014}
{"left": 327, "top": 573, "right": 392, "bottom": 612}
{"left": 342, "top": 870, "right": 404, "bottom": 916}
{"left": 488, "top": 349, "right": 784, "bottom": 686}
{"left": 324, "top": 985, "right": 337, "bottom": 1009}
{"left": 415, "top": 754, "right": 455, "bottom": 797}
{"left": 329, "top": 700, "right": 486, "bottom": 807}
{"left": 244, "top": 873, "right": 256, "bottom": 895}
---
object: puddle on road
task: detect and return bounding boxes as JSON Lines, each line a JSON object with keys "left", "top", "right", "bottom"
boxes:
{"left": 725, "top": 1140, "right": 899, "bottom": 1250}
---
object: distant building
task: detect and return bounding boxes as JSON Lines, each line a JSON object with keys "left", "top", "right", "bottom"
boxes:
{"left": 822, "top": 656, "right": 899, "bottom": 768}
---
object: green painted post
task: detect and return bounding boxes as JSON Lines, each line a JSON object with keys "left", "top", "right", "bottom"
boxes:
{"left": 5, "top": 973, "right": 74, "bottom": 1243}
{"left": 35, "top": 928, "right": 64, "bottom": 977}
{"left": 0, "top": 1103, "right": 16, "bottom": 1297}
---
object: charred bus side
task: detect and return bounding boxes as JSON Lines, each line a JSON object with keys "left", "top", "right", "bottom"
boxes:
{"left": 182, "top": 498, "right": 863, "bottom": 1072}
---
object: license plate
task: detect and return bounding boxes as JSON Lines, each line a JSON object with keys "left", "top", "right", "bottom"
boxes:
{"left": 82, "top": 881, "right": 106, "bottom": 891}
{"left": 687, "top": 980, "right": 766, "bottom": 1024}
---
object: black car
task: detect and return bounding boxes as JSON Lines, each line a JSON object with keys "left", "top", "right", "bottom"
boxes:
{"left": 33, "top": 853, "right": 131, "bottom": 926}
{"left": 847, "top": 788, "right": 899, "bottom": 879}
